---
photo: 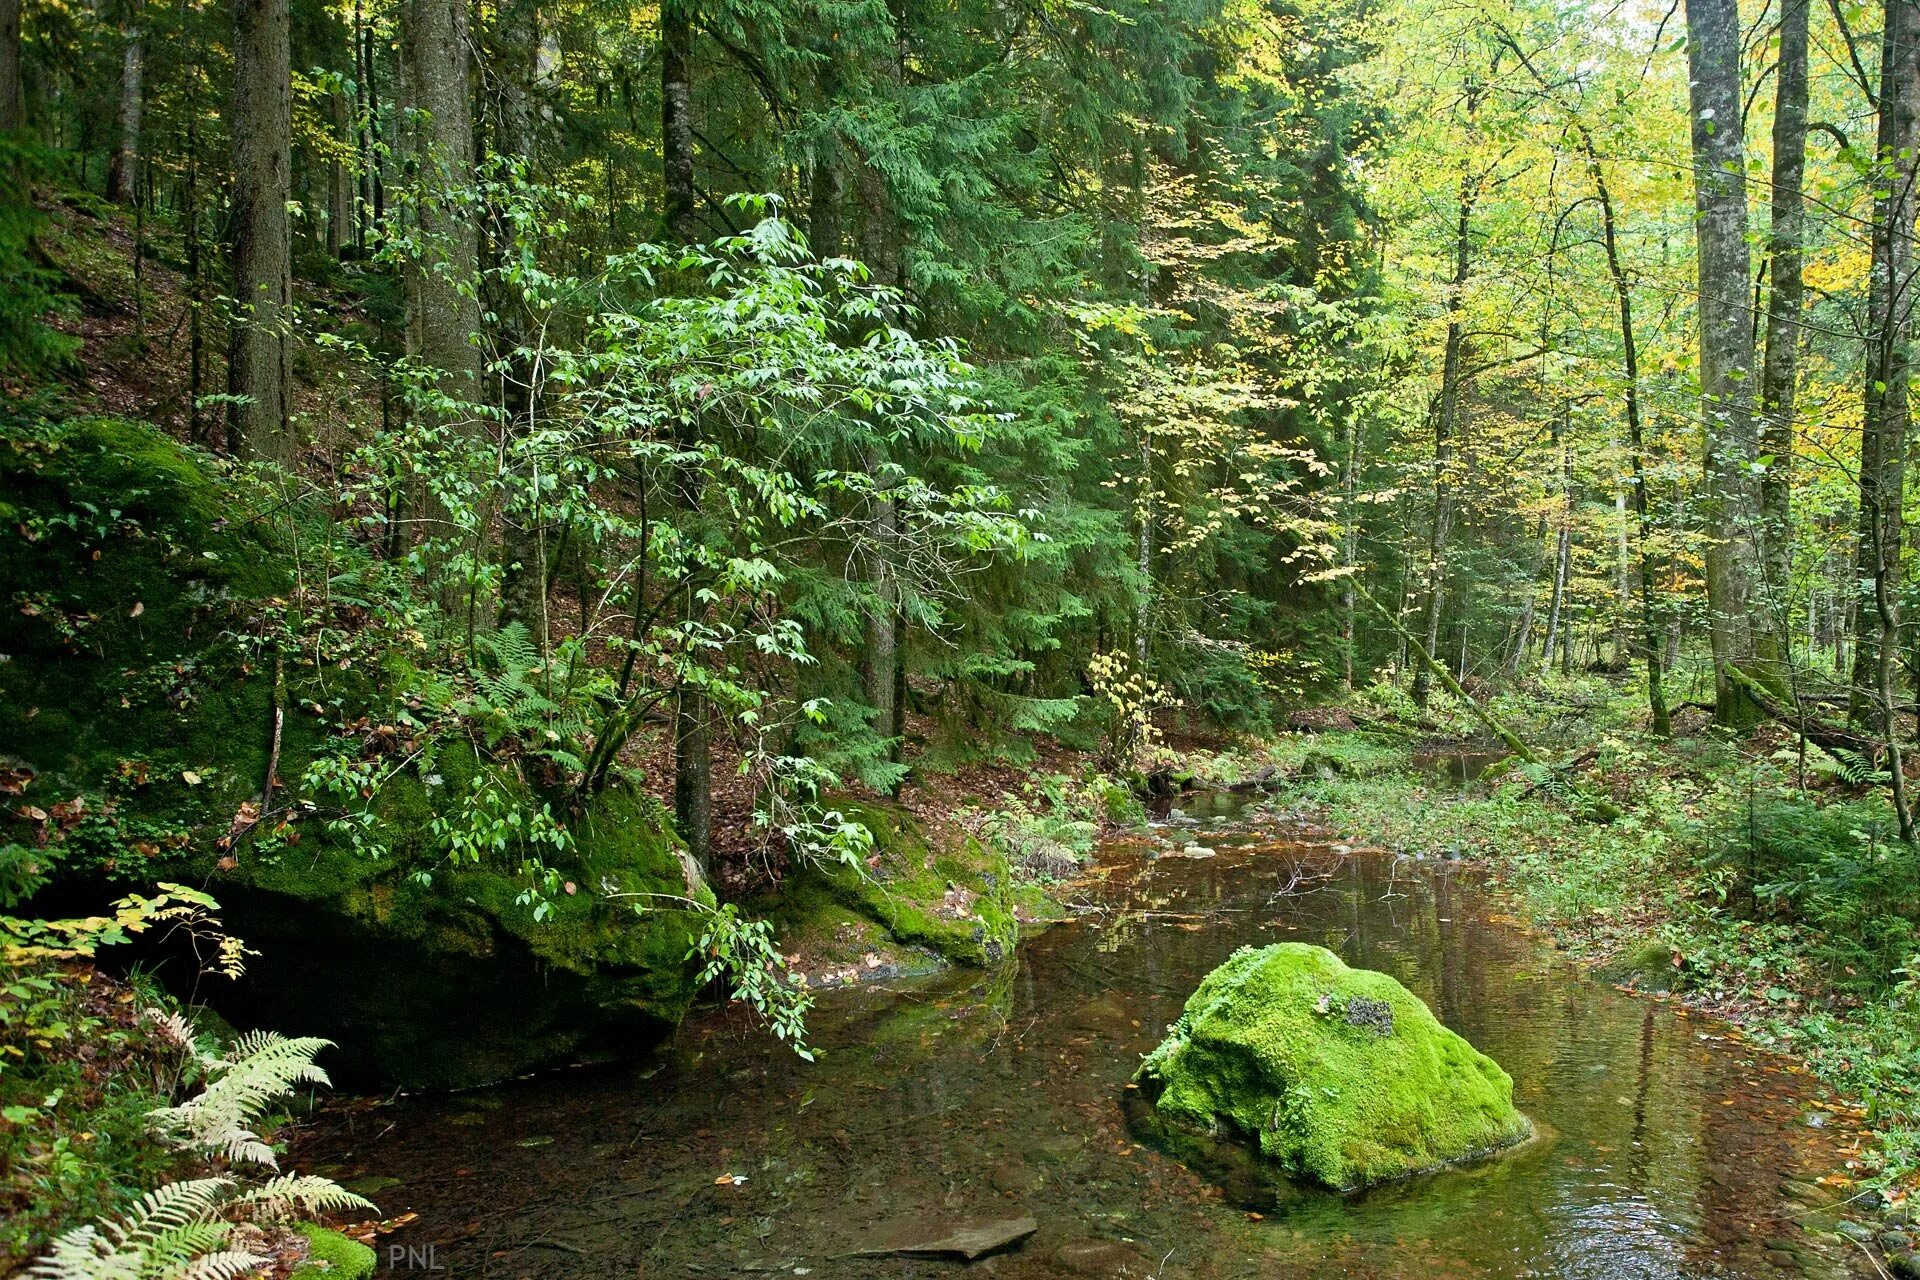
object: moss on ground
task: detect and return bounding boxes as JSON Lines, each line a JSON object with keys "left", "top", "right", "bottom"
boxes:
{"left": 1136, "top": 943, "right": 1530, "bottom": 1189}
{"left": 291, "top": 1225, "right": 376, "bottom": 1280}
{"left": 1596, "top": 937, "right": 1680, "bottom": 994}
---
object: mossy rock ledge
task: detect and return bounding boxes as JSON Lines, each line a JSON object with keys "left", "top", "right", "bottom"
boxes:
{"left": 1134, "top": 944, "right": 1531, "bottom": 1190}
{"left": 0, "top": 418, "right": 708, "bottom": 1090}
{"left": 768, "top": 800, "right": 1023, "bottom": 973}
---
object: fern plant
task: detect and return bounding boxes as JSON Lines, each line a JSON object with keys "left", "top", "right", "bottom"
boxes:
{"left": 459, "top": 623, "right": 592, "bottom": 771}
{"left": 147, "top": 1029, "right": 334, "bottom": 1169}
{"left": 30, "top": 1025, "right": 372, "bottom": 1280}
{"left": 28, "top": 1178, "right": 263, "bottom": 1280}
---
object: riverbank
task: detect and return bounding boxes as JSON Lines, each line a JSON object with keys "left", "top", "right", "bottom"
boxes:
{"left": 1206, "top": 677, "right": 1920, "bottom": 1222}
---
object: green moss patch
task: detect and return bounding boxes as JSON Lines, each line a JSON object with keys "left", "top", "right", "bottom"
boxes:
{"left": 1135, "top": 943, "right": 1530, "bottom": 1189}
{"left": 291, "top": 1225, "right": 376, "bottom": 1280}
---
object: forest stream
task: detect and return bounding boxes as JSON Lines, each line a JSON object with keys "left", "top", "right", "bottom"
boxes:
{"left": 302, "top": 793, "right": 1874, "bottom": 1280}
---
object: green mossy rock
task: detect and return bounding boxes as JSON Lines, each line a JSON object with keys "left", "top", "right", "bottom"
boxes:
{"left": 291, "top": 1226, "right": 376, "bottom": 1280}
{"left": 1, "top": 418, "right": 706, "bottom": 1089}
{"left": 1596, "top": 937, "right": 1680, "bottom": 994}
{"left": 1136, "top": 943, "right": 1530, "bottom": 1189}
{"left": 215, "top": 772, "right": 708, "bottom": 1089}
{"left": 772, "top": 800, "right": 1019, "bottom": 968}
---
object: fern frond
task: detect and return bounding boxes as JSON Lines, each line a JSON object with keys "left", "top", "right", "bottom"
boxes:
{"left": 141, "top": 1008, "right": 209, "bottom": 1063}
{"left": 28, "top": 1179, "right": 234, "bottom": 1280}
{"left": 229, "top": 1174, "right": 375, "bottom": 1224}
{"left": 103, "top": 1179, "right": 233, "bottom": 1247}
{"left": 151, "top": 1033, "right": 333, "bottom": 1167}
{"left": 176, "top": 1249, "right": 273, "bottom": 1280}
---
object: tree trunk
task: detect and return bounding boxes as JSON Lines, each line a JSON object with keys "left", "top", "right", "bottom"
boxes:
{"left": 1340, "top": 404, "right": 1361, "bottom": 687}
{"left": 1136, "top": 422, "right": 1153, "bottom": 668}
{"left": 185, "top": 68, "right": 206, "bottom": 444}
{"left": 1540, "top": 407, "right": 1572, "bottom": 672}
{"left": 326, "top": 90, "right": 351, "bottom": 258}
{"left": 490, "top": 0, "right": 549, "bottom": 644}
{"left": 0, "top": 0, "right": 22, "bottom": 136}
{"left": 1683, "top": 0, "right": 1773, "bottom": 727}
{"left": 353, "top": 0, "right": 379, "bottom": 253}
{"left": 1413, "top": 149, "right": 1477, "bottom": 708}
{"left": 107, "top": 13, "right": 142, "bottom": 204}
{"left": 1848, "top": 0, "right": 1920, "bottom": 770}
{"left": 227, "top": 0, "right": 294, "bottom": 464}
{"left": 857, "top": 0, "right": 907, "bottom": 761}
{"left": 399, "top": 0, "right": 483, "bottom": 397}
{"left": 661, "top": 0, "right": 712, "bottom": 870}
{"left": 661, "top": 0, "right": 695, "bottom": 246}
{"left": 807, "top": 32, "right": 844, "bottom": 261}
{"left": 1583, "top": 131, "right": 1670, "bottom": 734}
{"left": 1758, "top": 0, "right": 1809, "bottom": 648}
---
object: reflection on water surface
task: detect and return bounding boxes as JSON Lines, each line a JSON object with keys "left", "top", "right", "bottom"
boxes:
{"left": 306, "top": 802, "right": 1869, "bottom": 1279}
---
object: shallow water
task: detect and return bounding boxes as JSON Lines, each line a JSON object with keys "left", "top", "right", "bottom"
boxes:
{"left": 307, "top": 800, "right": 1871, "bottom": 1279}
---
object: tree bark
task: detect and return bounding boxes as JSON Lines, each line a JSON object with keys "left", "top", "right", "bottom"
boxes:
{"left": 327, "top": 89, "right": 351, "bottom": 258}
{"left": 1758, "top": 0, "right": 1809, "bottom": 646}
{"left": 353, "top": 0, "right": 381, "bottom": 253}
{"left": 1540, "top": 405, "right": 1573, "bottom": 672}
{"left": 1683, "top": 0, "right": 1773, "bottom": 727}
{"left": 661, "top": 0, "right": 695, "bottom": 245}
{"left": 660, "top": 0, "right": 712, "bottom": 870}
{"left": 1413, "top": 149, "right": 1476, "bottom": 708}
{"left": 399, "top": 0, "right": 483, "bottom": 399}
{"left": 0, "top": 0, "right": 22, "bottom": 136}
{"left": 107, "top": 12, "right": 142, "bottom": 204}
{"left": 1582, "top": 130, "right": 1670, "bottom": 734}
{"left": 490, "top": 0, "right": 550, "bottom": 645}
{"left": 856, "top": 0, "right": 907, "bottom": 761}
{"left": 807, "top": 35, "right": 844, "bottom": 261}
{"left": 227, "top": 0, "right": 294, "bottom": 464}
{"left": 1340, "top": 403, "right": 1361, "bottom": 687}
{"left": 1848, "top": 0, "right": 1920, "bottom": 763}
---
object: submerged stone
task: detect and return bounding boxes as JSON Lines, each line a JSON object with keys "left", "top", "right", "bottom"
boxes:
{"left": 1134, "top": 943, "right": 1530, "bottom": 1189}
{"left": 845, "top": 1215, "right": 1038, "bottom": 1260}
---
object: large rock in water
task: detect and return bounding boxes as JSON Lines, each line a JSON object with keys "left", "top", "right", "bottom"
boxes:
{"left": 1135, "top": 943, "right": 1530, "bottom": 1189}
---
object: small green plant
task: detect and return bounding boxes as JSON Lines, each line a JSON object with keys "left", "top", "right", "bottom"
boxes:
{"left": 690, "top": 903, "right": 815, "bottom": 1060}
{"left": 1087, "top": 650, "right": 1171, "bottom": 771}
{"left": 962, "top": 774, "right": 1104, "bottom": 882}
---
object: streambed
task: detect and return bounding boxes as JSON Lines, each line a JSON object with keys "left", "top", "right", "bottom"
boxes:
{"left": 305, "top": 798, "right": 1872, "bottom": 1279}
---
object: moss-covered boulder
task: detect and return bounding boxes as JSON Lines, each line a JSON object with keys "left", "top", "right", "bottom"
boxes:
{"left": 1135, "top": 944, "right": 1530, "bottom": 1189}
{"left": 1, "top": 417, "right": 707, "bottom": 1088}
{"left": 770, "top": 800, "right": 1021, "bottom": 973}
{"left": 210, "top": 772, "right": 708, "bottom": 1089}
